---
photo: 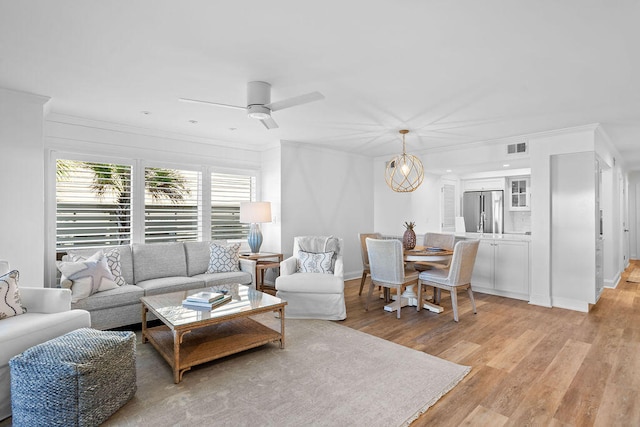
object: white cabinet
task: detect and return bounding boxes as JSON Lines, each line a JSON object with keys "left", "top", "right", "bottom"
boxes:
{"left": 508, "top": 177, "right": 530, "bottom": 211}
{"left": 471, "top": 239, "right": 530, "bottom": 300}
{"left": 550, "top": 152, "right": 602, "bottom": 310}
{"left": 463, "top": 178, "right": 505, "bottom": 192}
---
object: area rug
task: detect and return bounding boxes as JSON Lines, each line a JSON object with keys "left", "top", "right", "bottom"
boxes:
{"left": 627, "top": 268, "right": 640, "bottom": 283}
{"left": 104, "top": 315, "right": 470, "bottom": 427}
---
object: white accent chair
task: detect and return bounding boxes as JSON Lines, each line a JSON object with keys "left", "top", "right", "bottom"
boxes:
{"left": 0, "top": 261, "right": 91, "bottom": 421}
{"left": 417, "top": 240, "right": 480, "bottom": 322}
{"left": 365, "top": 238, "right": 419, "bottom": 319}
{"left": 275, "top": 236, "right": 346, "bottom": 320}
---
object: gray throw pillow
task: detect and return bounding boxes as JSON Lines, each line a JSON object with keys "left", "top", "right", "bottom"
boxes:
{"left": 207, "top": 243, "right": 241, "bottom": 273}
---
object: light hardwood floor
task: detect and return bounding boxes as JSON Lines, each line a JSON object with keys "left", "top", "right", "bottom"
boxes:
{"left": 342, "top": 260, "right": 640, "bottom": 426}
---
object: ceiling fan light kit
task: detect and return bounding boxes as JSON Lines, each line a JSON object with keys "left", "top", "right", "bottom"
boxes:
{"left": 179, "top": 80, "right": 324, "bottom": 130}
{"left": 385, "top": 129, "right": 425, "bottom": 193}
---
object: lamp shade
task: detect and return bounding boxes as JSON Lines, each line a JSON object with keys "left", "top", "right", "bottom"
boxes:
{"left": 240, "top": 202, "right": 272, "bottom": 223}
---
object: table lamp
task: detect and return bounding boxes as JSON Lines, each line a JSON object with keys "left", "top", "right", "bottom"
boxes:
{"left": 240, "top": 201, "right": 272, "bottom": 254}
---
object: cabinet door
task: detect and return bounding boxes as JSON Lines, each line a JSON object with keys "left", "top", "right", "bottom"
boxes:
{"left": 471, "top": 240, "right": 494, "bottom": 289}
{"left": 494, "top": 240, "right": 529, "bottom": 295}
{"left": 509, "top": 177, "right": 530, "bottom": 211}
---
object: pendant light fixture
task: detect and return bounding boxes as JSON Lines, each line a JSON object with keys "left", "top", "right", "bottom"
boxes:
{"left": 385, "top": 129, "right": 424, "bottom": 192}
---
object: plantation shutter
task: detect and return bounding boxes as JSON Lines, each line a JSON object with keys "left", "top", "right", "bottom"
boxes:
{"left": 144, "top": 167, "right": 200, "bottom": 243}
{"left": 211, "top": 172, "right": 255, "bottom": 240}
{"left": 56, "top": 160, "right": 132, "bottom": 253}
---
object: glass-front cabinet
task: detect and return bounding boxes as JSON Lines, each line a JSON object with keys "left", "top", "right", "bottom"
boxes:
{"left": 509, "top": 177, "right": 530, "bottom": 211}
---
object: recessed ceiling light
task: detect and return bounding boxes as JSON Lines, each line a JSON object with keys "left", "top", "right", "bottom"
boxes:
{"left": 446, "top": 169, "right": 452, "bottom": 173}
{"left": 503, "top": 164, "right": 510, "bottom": 167}
{"left": 141, "top": 111, "right": 151, "bottom": 115}
{"left": 188, "top": 120, "right": 198, "bottom": 124}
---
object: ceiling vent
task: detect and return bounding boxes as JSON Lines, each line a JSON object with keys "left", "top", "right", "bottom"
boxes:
{"left": 507, "top": 142, "right": 527, "bottom": 155}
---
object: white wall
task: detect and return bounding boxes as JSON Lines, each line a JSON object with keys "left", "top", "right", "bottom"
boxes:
{"left": 280, "top": 141, "right": 373, "bottom": 279}
{"left": 0, "top": 88, "right": 49, "bottom": 286}
{"left": 260, "top": 145, "right": 281, "bottom": 254}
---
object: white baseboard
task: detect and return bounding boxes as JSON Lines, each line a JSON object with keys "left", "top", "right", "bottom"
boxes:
{"left": 551, "top": 296, "right": 589, "bottom": 312}
{"left": 528, "top": 294, "right": 552, "bottom": 308}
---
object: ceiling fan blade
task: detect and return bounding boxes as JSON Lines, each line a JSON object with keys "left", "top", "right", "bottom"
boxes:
{"left": 266, "top": 91, "right": 325, "bottom": 112}
{"left": 178, "top": 98, "right": 245, "bottom": 111}
{"left": 260, "top": 116, "right": 279, "bottom": 130}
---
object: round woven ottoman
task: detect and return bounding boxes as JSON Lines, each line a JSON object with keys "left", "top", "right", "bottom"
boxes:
{"left": 9, "top": 328, "right": 136, "bottom": 427}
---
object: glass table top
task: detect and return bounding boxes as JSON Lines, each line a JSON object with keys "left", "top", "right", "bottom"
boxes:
{"left": 141, "top": 284, "right": 285, "bottom": 327}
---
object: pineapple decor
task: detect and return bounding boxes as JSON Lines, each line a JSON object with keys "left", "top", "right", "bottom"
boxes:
{"left": 402, "top": 221, "right": 416, "bottom": 250}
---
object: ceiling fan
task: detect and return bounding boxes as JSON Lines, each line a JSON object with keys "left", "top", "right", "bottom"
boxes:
{"left": 179, "top": 81, "right": 324, "bottom": 130}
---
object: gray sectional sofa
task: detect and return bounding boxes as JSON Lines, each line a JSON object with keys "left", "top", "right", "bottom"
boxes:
{"left": 65, "top": 242, "right": 256, "bottom": 330}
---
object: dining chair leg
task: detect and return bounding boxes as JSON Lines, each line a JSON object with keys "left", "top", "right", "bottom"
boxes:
{"left": 416, "top": 280, "right": 422, "bottom": 311}
{"left": 359, "top": 271, "right": 367, "bottom": 295}
{"left": 451, "top": 287, "right": 459, "bottom": 322}
{"left": 365, "top": 281, "right": 375, "bottom": 311}
{"left": 467, "top": 285, "right": 477, "bottom": 314}
{"left": 396, "top": 285, "right": 402, "bottom": 319}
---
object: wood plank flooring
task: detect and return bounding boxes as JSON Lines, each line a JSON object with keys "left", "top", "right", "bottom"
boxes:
{"left": 342, "top": 260, "right": 640, "bottom": 426}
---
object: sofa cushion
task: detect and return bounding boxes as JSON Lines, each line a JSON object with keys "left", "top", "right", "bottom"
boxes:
{"left": 0, "top": 270, "right": 26, "bottom": 319}
{"left": 207, "top": 243, "right": 241, "bottom": 273}
{"left": 133, "top": 242, "right": 187, "bottom": 283}
{"left": 136, "top": 276, "right": 205, "bottom": 296}
{"left": 193, "top": 271, "right": 252, "bottom": 287}
{"left": 71, "top": 285, "right": 145, "bottom": 311}
{"left": 0, "top": 311, "right": 91, "bottom": 366}
{"left": 63, "top": 245, "right": 133, "bottom": 287}
{"left": 275, "top": 272, "right": 344, "bottom": 294}
{"left": 184, "top": 240, "right": 226, "bottom": 276}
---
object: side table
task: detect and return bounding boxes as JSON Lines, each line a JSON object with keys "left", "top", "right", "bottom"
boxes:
{"left": 239, "top": 252, "right": 284, "bottom": 293}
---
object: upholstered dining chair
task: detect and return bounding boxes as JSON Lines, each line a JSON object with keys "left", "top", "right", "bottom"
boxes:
{"left": 417, "top": 239, "right": 480, "bottom": 322}
{"left": 365, "top": 238, "right": 419, "bottom": 319}
{"left": 358, "top": 232, "right": 382, "bottom": 295}
{"left": 414, "top": 232, "right": 456, "bottom": 271}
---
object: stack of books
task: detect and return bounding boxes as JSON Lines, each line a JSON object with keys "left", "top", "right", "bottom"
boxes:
{"left": 182, "top": 291, "right": 231, "bottom": 310}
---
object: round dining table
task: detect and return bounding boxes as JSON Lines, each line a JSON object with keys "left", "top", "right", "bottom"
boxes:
{"left": 382, "top": 245, "right": 454, "bottom": 314}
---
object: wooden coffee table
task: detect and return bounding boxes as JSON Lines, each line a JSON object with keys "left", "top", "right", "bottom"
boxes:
{"left": 141, "top": 284, "right": 287, "bottom": 383}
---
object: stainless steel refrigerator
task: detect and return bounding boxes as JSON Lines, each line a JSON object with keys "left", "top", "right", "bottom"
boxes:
{"left": 463, "top": 190, "right": 504, "bottom": 233}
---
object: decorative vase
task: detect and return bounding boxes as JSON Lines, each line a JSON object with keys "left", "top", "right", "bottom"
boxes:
{"left": 403, "top": 228, "right": 416, "bottom": 250}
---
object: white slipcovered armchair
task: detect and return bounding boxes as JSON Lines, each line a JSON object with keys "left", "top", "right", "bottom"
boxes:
{"left": 275, "top": 236, "right": 346, "bottom": 320}
{"left": 0, "top": 260, "right": 91, "bottom": 421}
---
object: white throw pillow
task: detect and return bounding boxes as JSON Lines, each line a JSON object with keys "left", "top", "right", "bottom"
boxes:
{"left": 207, "top": 243, "right": 241, "bottom": 273}
{"left": 57, "top": 251, "right": 119, "bottom": 302}
{"left": 297, "top": 250, "right": 334, "bottom": 274}
{"left": 0, "top": 270, "right": 26, "bottom": 319}
{"left": 68, "top": 247, "right": 127, "bottom": 286}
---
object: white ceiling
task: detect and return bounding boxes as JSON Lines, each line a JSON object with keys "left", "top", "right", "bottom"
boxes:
{"left": 2, "top": 1, "right": 639, "bottom": 170}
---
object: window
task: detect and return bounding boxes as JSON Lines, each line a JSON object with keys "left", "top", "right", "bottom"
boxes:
{"left": 144, "top": 167, "right": 200, "bottom": 243}
{"left": 211, "top": 172, "right": 255, "bottom": 240}
{"left": 56, "top": 160, "right": 132, "bottom": 253}
{"left": 55, "top": 157, "right": 258, "bottom": 252}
